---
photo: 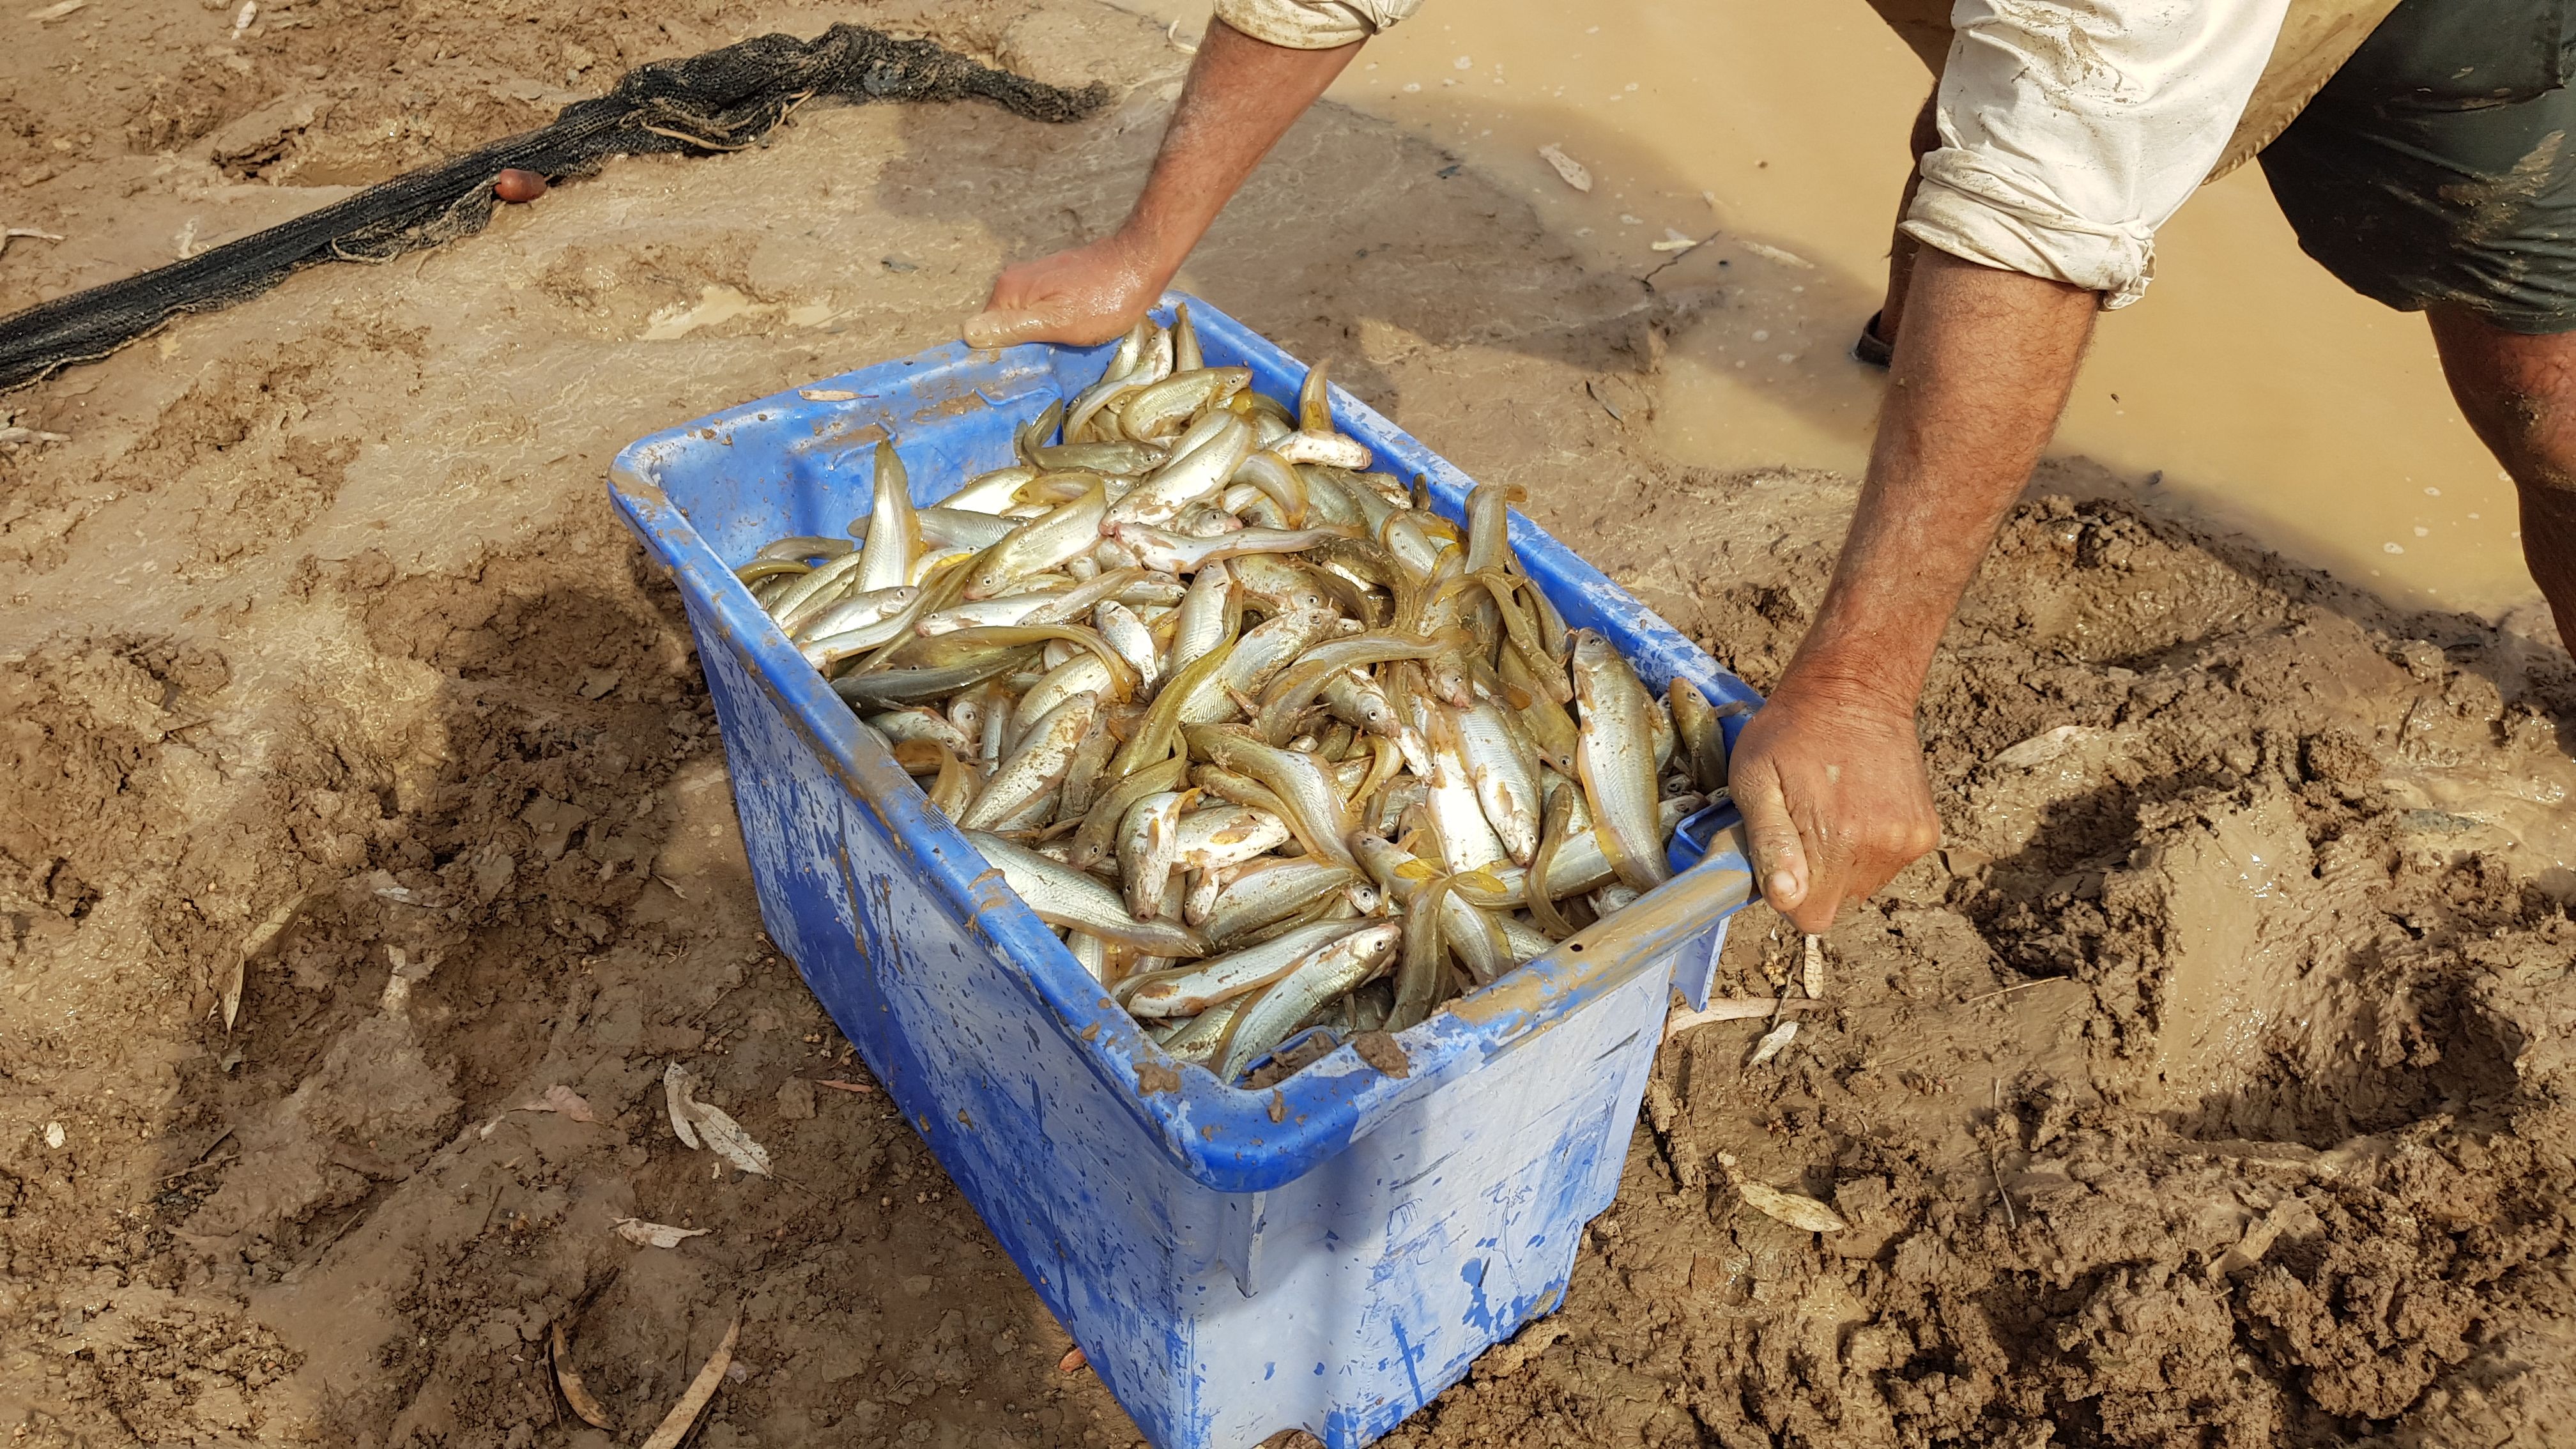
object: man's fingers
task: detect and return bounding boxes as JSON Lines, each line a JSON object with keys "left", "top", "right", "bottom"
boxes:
{"left": 1780, "top": 887, "right": 1844, "bottom": 937}
{"left": 1733, "top": 760, "right": 1809, "bottom": 914}
{"left": 1843, "top": 847, "right": 1916, "bottom": 912}
{"left": 965, "top": 305, "right": 1149, "bottom": 350}
{"left": 960, "top": 308, "right": 1054, "bottom": 350}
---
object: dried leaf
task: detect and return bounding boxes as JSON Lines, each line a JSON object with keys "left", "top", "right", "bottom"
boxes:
{"left": 385, "top": 942, "right": 436, "bottom": 981}
{"left": 1735, "top": 1179, "right": 1848, "bottom": 1232}
{"left": 1738, "top": 239, "right": 1814, "bottom": 270}
{"left": 377, "top": 941, "right": 438, "bottom": 1014}
{"left": 664, "top": 1062, "right": 703, "bottom": 1151}
{"left": 811, "top": 1077, "right": 874, "bottom": 1094}
{"left": 219, "top": 894, "right": 307, "bottom": 1032}
{"left": 688, "top": 1101, "right": 773, "bottom": 1177}
{"left": 1802, "top": 934, "right": 1826, "bottom": 1000}
{"left": 1650, "top": 229, "right": 1699, "bottom": 253}
{"left": 640, "top": 1312, "right": 740, "bottom": 1449}
{"left": 1716, "top": 1152, "right": 1847, "bottom": 1232}
{"left": 614, "top": 1216, "right": 711, "bottom": 1249}
{"left": 662, "top": 1062, "right": 772, "bottom": 1174}
{"left": 2210, "top": 1213, "right": 2283, "bottom": 1280}
{"left": 1745, "top": 1020, "right": 1798, "bottom": 1066}
{"left": 1537, "top": 144, "right": 1592, "bottom": 193}
{"left": 514, "top": 1084, "right": 597, "bottom": 1123}
{"left": 551, "top": 1322, "right": 614, "bottom": 1429}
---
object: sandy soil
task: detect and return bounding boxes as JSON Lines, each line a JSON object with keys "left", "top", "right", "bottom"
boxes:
{"left": 4, "top": 2, "right": 2575, "bottom": 1445}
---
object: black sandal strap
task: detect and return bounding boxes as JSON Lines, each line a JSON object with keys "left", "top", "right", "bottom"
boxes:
{"left": 1851, "top": 310, "right": 1894, "bottom": 368}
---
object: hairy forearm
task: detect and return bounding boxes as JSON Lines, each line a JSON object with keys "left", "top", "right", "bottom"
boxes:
{"left": 1117, "top": 19, "right": 1363, "bottom": 279}
{"left": 1786, "top": 249, "right": 2097, "bottom": 708}
{"left": 958, "top": 19, "right": 1358, "bottom": 348}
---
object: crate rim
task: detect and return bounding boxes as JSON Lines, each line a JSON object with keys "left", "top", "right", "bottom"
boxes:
{"left": 607, "top": 293, "right": 1759, "bottom": 1195}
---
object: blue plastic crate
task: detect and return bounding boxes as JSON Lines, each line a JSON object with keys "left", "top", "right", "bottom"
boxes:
{"left": 608, "top": 296, "right": 1763, "bottom": 1448}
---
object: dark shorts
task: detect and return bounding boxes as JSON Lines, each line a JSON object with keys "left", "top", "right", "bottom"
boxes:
{"left": 2262, "top": 0, "right": 2576, "bottom": 332}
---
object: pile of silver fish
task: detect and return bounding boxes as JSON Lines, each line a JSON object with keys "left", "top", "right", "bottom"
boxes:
{"left": 735, "top": 306, "right": 1731, "bottom": 1085}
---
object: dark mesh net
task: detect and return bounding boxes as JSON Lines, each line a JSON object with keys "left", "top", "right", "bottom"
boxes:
{"left": 0, "top": 24, "right": 1105, "bottom": 390}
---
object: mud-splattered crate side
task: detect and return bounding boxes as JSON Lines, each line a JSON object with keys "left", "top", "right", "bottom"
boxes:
{"left": 606, "top": 295, "right": 1763, "bottom": 1449}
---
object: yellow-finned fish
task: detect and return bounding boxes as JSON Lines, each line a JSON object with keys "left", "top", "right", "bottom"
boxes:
{"left": 1184, "top": 725, "right": 1361, "bottom": 872}
{"left": 962, "top": 479, "right": 1107, "bottom": 599}
{"left": 1158, "top": 997, "right": 1246, "bottom": 1066}
{"left": 1122, "top": 918, "right": 1377, "bottom": 1019}
{"left": 1110, "top": 413, "right": 1254, "bottom": 526}
{"left": 1121, "top": 367, "right": 1252, "bottom": 441}
{"left": 1200, "top": 859, "right": 1360, "bottom": 946}
{"left": 1118, "top": 788, "right": 1192, "bottom": 923}
{"left": 1455, "top": 696, "right": 1542, "bottom": 866}
{"left": 1668, "top": 678, "right": 1737, "bottom": 792}
{"left": 1353, "top": 834, "right": 1511, "bottom": 986}
{"left": 1171, "top": 804, "right": 1291, "bottom": 872}
{"left": 957, "top": 691, "right": 1097, "bottom": 832}
{"left": 1209, "top": 923, "right": 1399, "bottom": 1079}
{"left": 1568, "top": 631, "right": 1671, "bottom": 892}
{"left": 858, "top": 441, "right": 920, "bottom": 594}
{"left": 1422, "top": 704, "right": 1512, "bottom": 877}
{"left": 965, "top": 830, "right": 1207, "bottom": 957}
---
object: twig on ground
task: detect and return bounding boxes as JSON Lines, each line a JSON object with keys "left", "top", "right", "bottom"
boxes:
{"left": 1989, "top": 1079, "right": 2019, "bottom": 1229}
{"left": 1962, "top": 978, "right": 2051, "bottom": 1007}
{"left": 158, "top": 1152, "right": 238, "bottom": 1183}
{"left": 1, "top": 227, "right": 65, "bottom": 257}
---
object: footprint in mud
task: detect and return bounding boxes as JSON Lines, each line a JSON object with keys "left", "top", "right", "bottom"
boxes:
{"left": 2075, "top": 788, "right": 2527, "bottom": 1147}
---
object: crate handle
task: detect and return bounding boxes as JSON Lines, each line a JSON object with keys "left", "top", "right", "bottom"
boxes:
{"left": 1448, "top": 826, "right": 1751, "bottom": 1061}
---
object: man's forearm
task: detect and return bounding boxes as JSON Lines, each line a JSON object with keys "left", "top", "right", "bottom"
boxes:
{"left": 961, "top": 20, "right": 1365, "bottom": 348}
{"left": 1117, "top": 20, "right": 1364, "bottom": 283}
{"left": 1786, "top": 249, "right": 2097, "bottom": 707}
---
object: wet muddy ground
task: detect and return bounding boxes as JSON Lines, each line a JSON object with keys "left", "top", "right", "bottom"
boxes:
{"left": 4, "top": 2, "right": 2573, "bottom": 1445}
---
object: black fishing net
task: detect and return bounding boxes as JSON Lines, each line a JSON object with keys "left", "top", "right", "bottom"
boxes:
{"left": 0, "top": 24, "right": 1106, "bottom": 391}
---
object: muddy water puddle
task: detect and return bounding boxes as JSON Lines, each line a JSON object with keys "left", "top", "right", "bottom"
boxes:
{"left": 1126, "top": 0, "right": 2542, "bottom": 620}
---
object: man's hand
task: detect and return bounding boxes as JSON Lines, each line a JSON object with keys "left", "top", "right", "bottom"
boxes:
{"left": 1728, "top": 679, "right": 1940, "bottom": 935}
{"left": 963, "top": 233, "right": 1167, "bottom": 349}
{"left": 958, "top": 20, "right": 1363, "bottom": 351}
